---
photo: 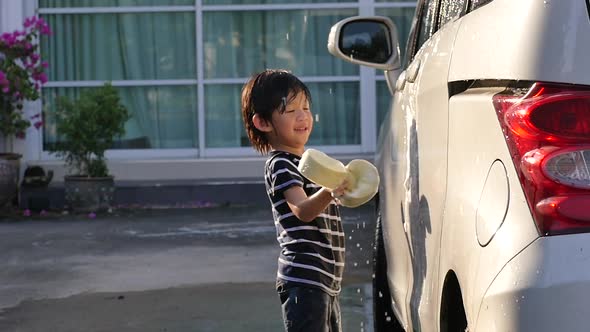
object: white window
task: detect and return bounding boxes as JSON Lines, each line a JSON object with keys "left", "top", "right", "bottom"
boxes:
{"left": 38, "top": 0, "right": 417, "bottom": 159}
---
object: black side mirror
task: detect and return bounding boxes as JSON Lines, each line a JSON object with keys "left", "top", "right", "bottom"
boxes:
{"left": 339, "top": 20, "right": 393, "bottom": 64}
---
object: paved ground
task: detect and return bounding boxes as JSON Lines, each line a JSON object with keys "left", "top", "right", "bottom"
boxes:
{"left": 0, "top": 204, "right": 377, "bottom": 332}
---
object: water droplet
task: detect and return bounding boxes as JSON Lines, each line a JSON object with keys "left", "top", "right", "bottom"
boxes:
{"left": 379, "top": 291, "right": 383, "bottom": 298}
{"left": 372, "top": 273, "right": 375, "bottom": 279}
{"left": 354, "top": 262, "right": 358, "bottom": 267}
{"left": 285, "top": 33, "right": 289, "bottom": 40}
{"left": 366, "top": 260, "right": 370, "bottom": 265}
{"left": 356, "top": 288, "right": 361, "bottom": 293}
{"left": 356, "top": 243, "right": 360, "bottom": 248}
{"left": 386, "top": 316, "right": 392, "bottom": 322}
{"left": 349, "top": 236, "right": 352, "bottom": 240}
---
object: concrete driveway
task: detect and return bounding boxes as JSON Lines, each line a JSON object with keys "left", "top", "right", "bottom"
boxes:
{"left": 0, "top": 204, "right": 377, "bottom": 331}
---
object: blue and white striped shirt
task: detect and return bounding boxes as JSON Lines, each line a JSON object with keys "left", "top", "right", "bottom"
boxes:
{"left": 264, "top": 150, "right": 345, "bottom": 296}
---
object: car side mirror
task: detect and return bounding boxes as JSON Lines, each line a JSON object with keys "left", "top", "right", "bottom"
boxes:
{"left": 328, "top": 16, "right": 401, "bottom": 71}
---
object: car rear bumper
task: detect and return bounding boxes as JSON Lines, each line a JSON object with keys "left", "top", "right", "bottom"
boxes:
{"left": 475, "top": 233, "right": 590, "bottom": 332}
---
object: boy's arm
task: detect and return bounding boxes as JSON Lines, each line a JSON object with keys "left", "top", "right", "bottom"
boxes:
{"left": 284, "top": 181, "right": 347, "bottom": 222}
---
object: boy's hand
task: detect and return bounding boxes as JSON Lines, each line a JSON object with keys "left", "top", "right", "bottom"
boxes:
{"left": 330, "top": 178, "right": 350, "bottom": 201}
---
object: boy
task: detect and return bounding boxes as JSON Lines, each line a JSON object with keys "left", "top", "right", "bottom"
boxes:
{"left": 241, "top": 69, "right": 348, "bottom": 332}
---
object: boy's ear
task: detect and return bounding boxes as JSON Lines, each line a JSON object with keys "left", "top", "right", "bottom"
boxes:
{"left": 252, "top": 114, "right": 273, "bottom": 132}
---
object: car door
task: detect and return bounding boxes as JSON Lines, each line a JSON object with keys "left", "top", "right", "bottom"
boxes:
{"left": 380, "top": 0, "right": 440, "bottom": 327}
{"left": 377, "top": 4, "right": 422, "bottom": 329}
{"left": 398, "top": 1, "right": 466, "bottom": 331}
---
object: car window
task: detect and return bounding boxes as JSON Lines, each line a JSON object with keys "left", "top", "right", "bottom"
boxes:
{"left": 402, "top": 9, "right": 419, "bottom": 69}
{"left": 416, "top": 0, "right": 439, "bottom": 51}
{"left": 402, "top": 0, "right": 439, "bottom": 68}
{"left": 438, "top": 0, "right": 467, "bottom": 27}
{"left": 469, "top": 0, "right": 493, "bottom": 11}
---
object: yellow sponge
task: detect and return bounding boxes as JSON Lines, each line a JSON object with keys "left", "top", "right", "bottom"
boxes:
{"left": 298, "top": 149, "right": 380, "bottom": 208}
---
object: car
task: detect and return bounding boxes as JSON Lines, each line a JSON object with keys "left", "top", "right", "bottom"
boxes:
{"left": 327, "top": 0, "right": 590, "bottom": 331}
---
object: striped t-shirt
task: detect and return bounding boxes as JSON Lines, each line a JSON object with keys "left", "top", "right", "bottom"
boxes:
{"left": 264, "top": 150, "right": 345, "bottom": 296}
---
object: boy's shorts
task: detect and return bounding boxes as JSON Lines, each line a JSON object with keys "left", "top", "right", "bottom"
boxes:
{"left": 277, "top": 283, "right": 342, "bottom": 332}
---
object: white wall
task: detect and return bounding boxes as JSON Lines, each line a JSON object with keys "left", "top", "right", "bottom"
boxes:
{"left": 0, "top": 0, "right": 41, "bottom": 158}
{"left": 0, "top": 0, "right": 36, "bottom": 35}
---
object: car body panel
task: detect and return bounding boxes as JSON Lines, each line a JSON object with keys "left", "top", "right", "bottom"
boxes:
{"left": 443, "top": 88, "right": 541, "bottom": 330}
{"left": 378, "top": 69, "right": 412, "bottom": 330}
{"left": 449, "top": 0, "right": 590, "bottom": 85}
{"left": 400, "top": 18, "right": 461, "bottom": 332}
{"left": 477, "top": 234, "right": 590, "bottom": 331}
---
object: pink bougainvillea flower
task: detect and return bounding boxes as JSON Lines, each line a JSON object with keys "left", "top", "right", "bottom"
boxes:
{"left": 23, "top": 17, "right": 35, "bottom": 28}
{"left": 0, "top": 15, "right": 50, "bottom": 139}
{"left": 37, "top": 72, "right": 48, "bottom": 84}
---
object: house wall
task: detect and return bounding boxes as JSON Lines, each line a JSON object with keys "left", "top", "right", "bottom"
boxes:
{"left": 2, "top": 0, "right": 415, "bottom": 184}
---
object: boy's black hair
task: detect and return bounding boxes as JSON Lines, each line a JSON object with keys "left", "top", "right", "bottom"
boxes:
{"left": 241, "top": 69, "right": 312, "bottom": 154}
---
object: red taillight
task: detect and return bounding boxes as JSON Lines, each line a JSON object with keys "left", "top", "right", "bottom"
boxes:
{"left": 493, "top": 83, "right": 590, "bottom": 236}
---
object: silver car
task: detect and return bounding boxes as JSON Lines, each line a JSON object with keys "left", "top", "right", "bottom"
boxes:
{"left": 328, "top": 0, "right": 590, "bottom": 331}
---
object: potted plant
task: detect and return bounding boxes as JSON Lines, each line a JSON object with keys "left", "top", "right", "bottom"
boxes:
{"left": 50, "top": 83, "right": 130, "bottom": 213}
{"left": 0, "top": 16, "right": 51, "bottom": 207}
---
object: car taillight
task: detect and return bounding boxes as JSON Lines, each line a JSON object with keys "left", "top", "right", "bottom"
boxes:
{"left": 493, "top": 83, "right": 590, "bottom": 236}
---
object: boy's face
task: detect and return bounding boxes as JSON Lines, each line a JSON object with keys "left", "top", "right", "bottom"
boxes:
{"left": 267, "top": 92, "right": 313, "bottom": 156}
